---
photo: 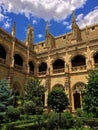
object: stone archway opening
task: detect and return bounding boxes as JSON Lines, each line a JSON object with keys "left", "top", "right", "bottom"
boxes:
{"left": 0, "top": 45, "right": 6, "bottom": 63}
{"left": 73, "top": 82, "right": 86, "bottom": 110}
{"left": 39, "top": 62, "right": 47, "bottom": 75}
{"left": 72, "top": 55, "right": 86, "bottom": 67}
{"left": 94, "top": 52, "right": 98, "bottom": 66}
{"left": 14, "top": 54, "right": 23, "bottom": 69}
{"left": 29, "top": 61, "right": 34, "bottom": 74}
{"left": 73, "top": 91, "right": 81, "bottom": 109}
{"left": 71, "top": 55, "right": 86, "bottom": 71}
{"left": 53, "top": 59, "right": 64, "bottom": 73}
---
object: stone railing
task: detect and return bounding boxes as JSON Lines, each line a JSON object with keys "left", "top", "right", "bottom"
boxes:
{"left": 71, "top": 65, "right": 86, "bottom": 71}
{"left": 0, "top": 57, "right": 6, "bottom": 64}
{"left": 53, "top": 68, "right": 64, "bottom": 74}
{"left": 14, "top": 64, "right": 23, "bottom": 70}
{"left": 38, "top": 71, "right": 46, "bottom": 75}
{"left": 94, "top": 63, "right": 98, "bottom": 68}
{"left": 29, "top": 71, "right": 34, "bottom": 75}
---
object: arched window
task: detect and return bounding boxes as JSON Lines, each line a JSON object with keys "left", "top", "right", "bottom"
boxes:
{"left": 39, "top": 62, "right": 47, "bottom": 75}
{"left": 29, "top": 61, "right": 34, "bottom": 73}
{"left": 14, "top": 54, "right": 23, "bottom": 69}
{"left": 53, "top": 59, "right": 64, "bottom": 73}
{"left": 71, "top": 55, "right": 86, "bottom": 71}
{"left": 0, "top": 45, "right": 6, "bottom": 63}
{"left": 94, "top": 53, "right": 98, "bottom": 66}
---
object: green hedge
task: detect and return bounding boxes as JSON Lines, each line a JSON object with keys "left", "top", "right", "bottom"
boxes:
{"left": 6, "top": 121, "right": 47, "bottom": 130}
{"left": 83, "top": 118, "right": 98, "bottom": 129}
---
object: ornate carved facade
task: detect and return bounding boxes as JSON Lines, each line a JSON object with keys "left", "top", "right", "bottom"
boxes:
{"left": 0, "top": 12, "right": 98, "bottom": 112}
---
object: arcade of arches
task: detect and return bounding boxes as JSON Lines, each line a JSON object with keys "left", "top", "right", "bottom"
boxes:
{"left": 0, "top": 22, "right": 98, "bottom": 112}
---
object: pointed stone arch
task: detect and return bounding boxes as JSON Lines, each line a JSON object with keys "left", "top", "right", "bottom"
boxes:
{"left": 53, "top": 84, "right": 64, "bottom": 91}
{"left": 72, "top": 82, "right": 86, "bottom": 93}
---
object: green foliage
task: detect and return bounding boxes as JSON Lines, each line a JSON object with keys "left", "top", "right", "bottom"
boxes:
{"left": 0, "top": 79, "right": 13, "bottom": 112}
{"left": 63, "top": 111, "right": 74, "bottom": 129}
{"left": 47, "top": 111, "right": 74, "bottom": 130}
{"left": 76, "top": 108, "right": 84, "bottom": 117}
{"left": 83, "top": 118, "right": 98, "bottom": 129}
{"left": 73, "top": 116, "right": 83, "bottom": 130}
{"left": 23, "top": 100, "right": 36, "bottom": 115}
{"left": 24, "top": 77, "right": 45, "bottom": 100}
{"left": 4, "top": 115, "right": 47, "bottom": 130}
{"left": 83, "top": 68, "right": 98, "bottom": 117}
{"left": 23, "top": 78, "right": 45, "bottom": 115}
{"left": 0, "top": 79, "right": 13, "bottom": 123}
{"left": 6, "top": 107, "right": 20, "bottom": 121}
{"left": 48, "top": 87, "right": 69, "bottom": 112}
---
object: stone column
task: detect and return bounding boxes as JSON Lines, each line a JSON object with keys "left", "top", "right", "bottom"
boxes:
{"left": 26, "top": 47, "right": 30, "bottom": 75}
{"left": 45, "top": 67, "right": 51, "bottom": 112}
{"left": 86, "top": 45, "right": 92, "bottom": 70}
{"left": 65, "top": 51, "right": 72, "bottom": 113}
{"left": 7, "top": 23, "right": 16, "bottom": 87}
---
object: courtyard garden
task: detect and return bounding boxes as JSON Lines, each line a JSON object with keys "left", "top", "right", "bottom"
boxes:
{"left": 0, "top": 68, "right": 98, "bottom": 130}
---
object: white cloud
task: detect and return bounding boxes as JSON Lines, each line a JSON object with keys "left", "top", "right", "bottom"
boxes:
{"left": 0, "top": 13, "right": 5, "bottom": 21}
{"left": 76, "top": 13, "right": 84, "bottom": 21}
{"left": 0, "top": 0, "right": 87, "bottom": 21}
{"left": 32, "top": 19, "right": 37, "bottom": 25}
{"left": 62, "top": 21, "right": 69, "bottom": 26}
{"left": 37, "top": 34, "right": 43, "bottom": 38}
{"left": 0, "top": 4, "right": 11, "bottom": 29}
{"left": 4, "top": 19, "right": 11, "bottom": 29}
{"left": 65, "top": 7, "right": 98, "bottom": 30}
{"left": 77, "top": 8, "right": 98, "bottom": 28}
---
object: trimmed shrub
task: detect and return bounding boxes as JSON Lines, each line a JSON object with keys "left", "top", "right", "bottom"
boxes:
{"left": 73, "top": 116, "right": 83, "bottom": 130}
{"left": 23, "top": 100, "right": 36, "bottom": 115}
{"left": 83, "top": 118, "right": 98, "bottom": 129}
{"left": 36, "top": 106, "right": 43, "bottom": 114}
{"left": 47, "top": 111, "right": 74, "bottom": 130}
{"left": 6, "top": 107, "right": 20, "bottom": 121}
{"left": 0, "top": 112, "right": 5, "bottom": 123}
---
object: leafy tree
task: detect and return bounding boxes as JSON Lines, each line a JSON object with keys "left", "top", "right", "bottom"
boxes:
{"left": 48, "top": 87, "right": 69, "bottom": 112}
{"left": 83, "top": 68, "right": 98, "bottom": 117}
{"left": 0, "top": 79, "right": 13, "bottom": 122}
{"left": 24, "top": 78, "right": 45, "bottom": 114}
{"left": 0, "top": 79, "right": 13, "bottom": 111}
{"left": 25, "top": 78, "right": 45, "bottom": 100}
{"left": 48, "top": 87, "right": 69, "bottom": 129}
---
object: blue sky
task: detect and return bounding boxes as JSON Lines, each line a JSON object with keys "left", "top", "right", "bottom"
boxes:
{"left": 0, "top": 0, "right": 98, "bottom": 43}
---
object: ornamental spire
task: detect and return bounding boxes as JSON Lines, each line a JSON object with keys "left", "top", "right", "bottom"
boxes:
{"left": 46, "top": 21, "right": 49, "bottom": 36}
{"left": 72, "top": 11, "right": 76, "bottom": 23}
{"left": 11, "top": 22, "right": 16, "bottom": 37}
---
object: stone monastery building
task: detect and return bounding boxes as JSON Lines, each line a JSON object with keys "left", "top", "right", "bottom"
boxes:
{"left": 0, "top": 12, "right": 98, "bottom": 112}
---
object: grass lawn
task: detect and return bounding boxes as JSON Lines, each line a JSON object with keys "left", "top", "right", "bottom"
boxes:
{"left": 69, "top": 128, "right": 90, "bottom": 130}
